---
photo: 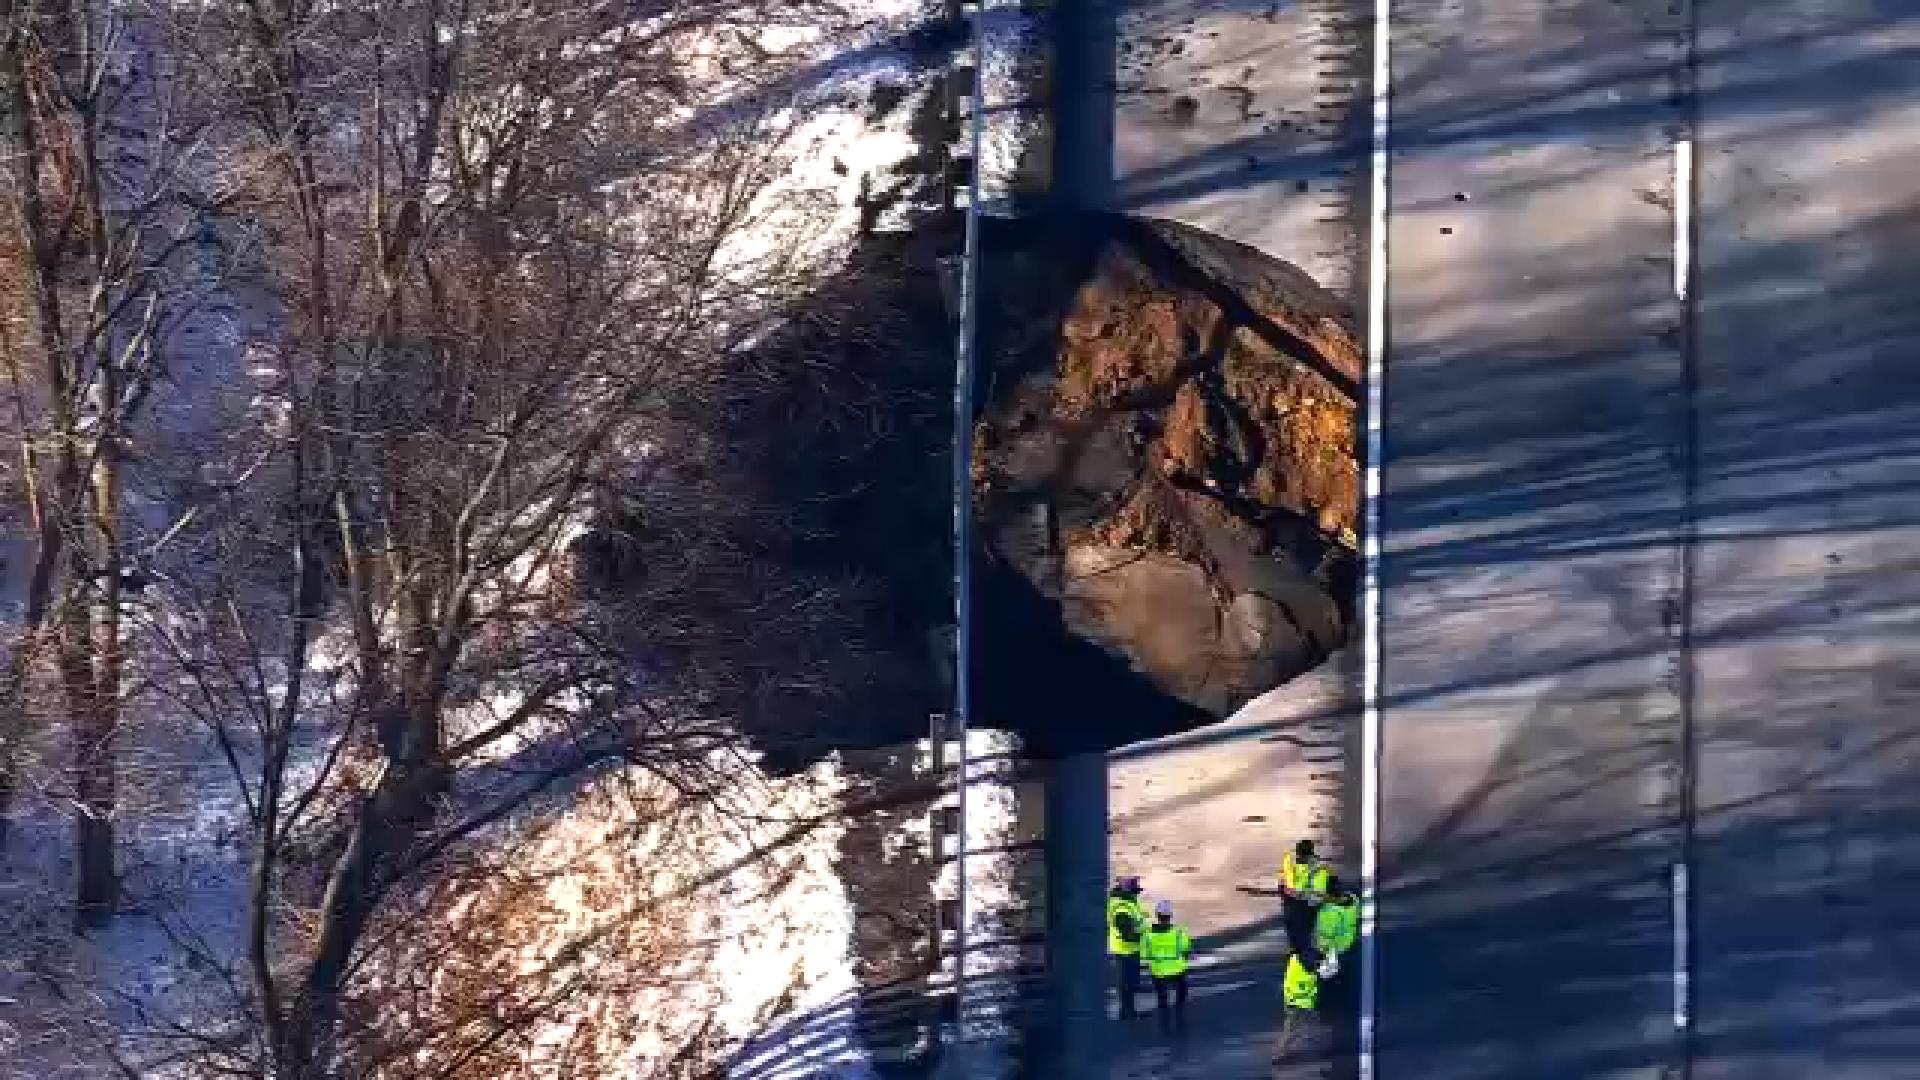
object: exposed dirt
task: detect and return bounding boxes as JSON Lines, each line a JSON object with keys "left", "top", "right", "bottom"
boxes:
{"left": 973, "top": 214, "right": 1359, "bottom": 743}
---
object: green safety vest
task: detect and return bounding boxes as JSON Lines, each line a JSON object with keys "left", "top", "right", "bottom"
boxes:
{"left": 1142, "top": 923, "right": 1191, "bottom": 978}
{"left": 1281, "top": 852, "right": 1329, "bottom": 902}
{"left": 1284, "top": 952, "right": 1319, "bottom": 1010}
{"left": 1315, "top": 897, "right": 1359, "bottom": 955}
{"left": 1107, "top": 895, "right": 1145, "bottom": 956}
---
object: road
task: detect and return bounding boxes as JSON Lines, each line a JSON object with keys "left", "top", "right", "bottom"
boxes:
{"left": 1038, "top": 0, "right": 1920, "bottom": 1075}
{"left": 1033, "top": 661, "right": 1355, "bottom": 1079}
{"left": 1107, "top": 661, "right": 1355, "bottom": 1080}
{"left": 1688, "top": 4, "right": 1920, "bottom": 1075}
{"left": 1379, "top": 0, "right": 1920, "bottom": 1077}
{"left": 1375, "top": 0, "right": 1690, "bottom": 1075}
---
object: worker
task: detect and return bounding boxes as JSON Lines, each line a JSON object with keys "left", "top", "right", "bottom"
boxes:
{"left": 1284, "top": 947, "right": 1321, "bottom": 1014}
{"left": 1314, "top": 875, "right": 1359, "bottom": 959}
{"left": 1278, "top": 839, "right": 1329, "bottom": 952}
{"left": 1280, "top": 838, "right": 1330, "bottom": 902}
{"left": 1274, "top": 947, "right": 1330, "bottom": 1060}
{"left": 1107, "top": 875, "right": 1147, "bottom": 1018}
{"left": 1142, "top": 898, "right": 1193, "bottom": 1035}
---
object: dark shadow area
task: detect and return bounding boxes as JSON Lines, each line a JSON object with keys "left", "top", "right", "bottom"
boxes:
{"left": 1028, "top": 752, "right": 1112, "bottom": 1077}
{"left": 835, "top": 743, "right": 948, "bottom": 1073}
{"left": 1051, "top": 0, "right": 1119, "bottom": 211}
{"left": 582, "top": 220, "right": 959, "bottom": 771}
{"left": 973, "top": 547, "right": 1215, "bottom": 756}
{"left": 582, "top": 104, "right": 965, "bottom": 1068}
{"left": 597, "top": 202, "right": 1357, "bottom": 767}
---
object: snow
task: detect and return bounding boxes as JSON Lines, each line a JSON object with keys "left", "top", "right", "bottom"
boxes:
{"left": 0, "top": 713, "right": 256, "bottom": 1078}
{"left": 934, "top": 728, "right": 1029, "bottom": 1078}
{"left": 974, "top": 4, "right": 1044, "bottom": 216}
{"left": 352, "top": 751, "right": 880, "bottom": 1079}
{"left": 706, "top": 1, "right": 930, "bottom": 283}
{"left": 0, "top": 662, "right": 901, "bottom": 1076}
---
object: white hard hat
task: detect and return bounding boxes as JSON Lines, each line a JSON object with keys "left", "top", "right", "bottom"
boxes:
{"left": 1154, "top": 899, "right": 1173, "bottom": 917}
{"left": 1317, "top": 951, "right": 1341, "bottom": 980}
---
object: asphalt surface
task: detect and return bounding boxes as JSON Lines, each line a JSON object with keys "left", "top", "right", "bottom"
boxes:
{"left": 1688, "top": 3, "right": 1920, "bottom": 1075}
{"left": 1045, "top": 0, "right": 1920, "bottom": 1075}
{"left": 1106, "top": 0, "right": 1366, "bottom": 299}
{"left": 1380, "top": 0, "right": 1920, "bottom": 1077}
{"left": 1107, "top": 661, "right": 1356, "bottom": 1080}
{"left": 1375, "top": 0, "right": 1690, "bottom": 1076}
{"left": 1032, "top": 661, "right": 1355, "bottom": 1080}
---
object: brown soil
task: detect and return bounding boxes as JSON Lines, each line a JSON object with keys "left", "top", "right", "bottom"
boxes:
{"left": 973, "top": 215, "right": 1360, "bottom": 724}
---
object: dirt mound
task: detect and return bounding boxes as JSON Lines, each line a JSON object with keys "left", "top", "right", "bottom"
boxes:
{"left": 973, "top": 215, "right": 1358, "bottom": 737}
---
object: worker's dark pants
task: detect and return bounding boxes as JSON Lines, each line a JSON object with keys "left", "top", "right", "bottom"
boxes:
{"left": 1114, "top": 953, "right": 1142, "bottom": 1017}
{"left": 1153, "top": 973, "right": 1189, "bottom": 1034}
{"left": 1283, "top": 897, "right": 1316, "bottom": 955}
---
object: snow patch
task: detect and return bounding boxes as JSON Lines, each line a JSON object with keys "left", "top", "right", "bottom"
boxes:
{"left": 355, "top": 752, "right": 878, "bottom": 1077}
{"left": 975, "top": 4, "right": 1044, "bottom": 215}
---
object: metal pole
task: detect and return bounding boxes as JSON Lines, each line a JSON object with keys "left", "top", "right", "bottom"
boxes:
{"left": 947, "top": 0, "right": 987, "bottom": 1068}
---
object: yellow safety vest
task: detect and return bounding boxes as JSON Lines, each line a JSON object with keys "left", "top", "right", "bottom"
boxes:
{"left": 1280, "top": 851, "right": 1329, "bottom": 901}
{"left": 1284, "top": 952, "right": 1319, "bottom": 1010}
{"left": 1315, "top": 897, "right": 1359, "bottom": 955}
{"left": 1142, "top": 923, "right": 1191, "bottom": 978}
{"left": 1106, "top": 895, "right": 1145, "bottom": 956}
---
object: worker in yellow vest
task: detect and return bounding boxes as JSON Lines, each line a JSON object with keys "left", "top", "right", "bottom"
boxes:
{"left": 1106, "top": 875, "right": 1146, "bottom": 1018}
{"left": 1142, "top": 898, "right": 1193, "bottom": 1035}
{"left": 1280, "top": 838, "right": 1330, "bottom": 902}
{"left": 1276, "top": 946, "right": 1331, "bottom": 1059}
{"left": 1284, "top": 948, "right": 1321, "bottom": 1013}
{"left": 1279, "top": 839, "right": 1330, "bottom": 952}
{"left": 1313, "top": 875, "right": 1359, "bottom": 960}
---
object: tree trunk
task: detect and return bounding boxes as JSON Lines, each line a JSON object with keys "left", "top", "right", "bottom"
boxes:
{"left": 0, "top": 1, "right": 77, "bottom": 844}
{"left": 0, "top": 641, "right": 33, "bottom": 844}
{"left": 276, "top": 750, "right": 444, "bottom": 1077}
{"left": 62, "top": 598, "right": 110, "bottom": 925}
{"left": 0, "top": 550, "right": 55, "bottom": 842}
{"left": 0, "top": 650, "right": 25, "bottom": 844}
{"left": 74, "top": 428, "right": 123, "bottom": 925}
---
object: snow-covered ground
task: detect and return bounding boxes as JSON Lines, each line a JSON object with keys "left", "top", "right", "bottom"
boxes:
{"left": 974, "top": 2, "right": 1045, "bottom": 216}
{"left": 0, "top": 715, "right": 902, "bottom": 1079}
{"left": 708, "top": 0, "right": 928, "bottom": 269}
{"left": 926, "top": 727, "right": 1038, "bottom": 1080}
{"left": 367, "top": 753, "right": 882, "bottom": 1080}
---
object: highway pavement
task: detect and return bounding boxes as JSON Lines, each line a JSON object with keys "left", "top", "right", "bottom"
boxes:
{"left": 1375, "top": 0, "right": 1690, "bottom": 1075}
{"left": 1689, "top": 3, "right": 1920, "bottom": 1075}
{"left": 1377, "top": 0, "right": 1920, "bottom": 1076}
{"left": 1030, "top": 660, "right": 1354, "bottom": 1080}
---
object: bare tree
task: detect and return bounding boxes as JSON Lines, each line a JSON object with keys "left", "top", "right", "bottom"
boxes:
{"left": 0, "top": 0, "right": 238, "bottom": 920}
{"left": 116, "top": 0, "right": 872, "bottom": 1072}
